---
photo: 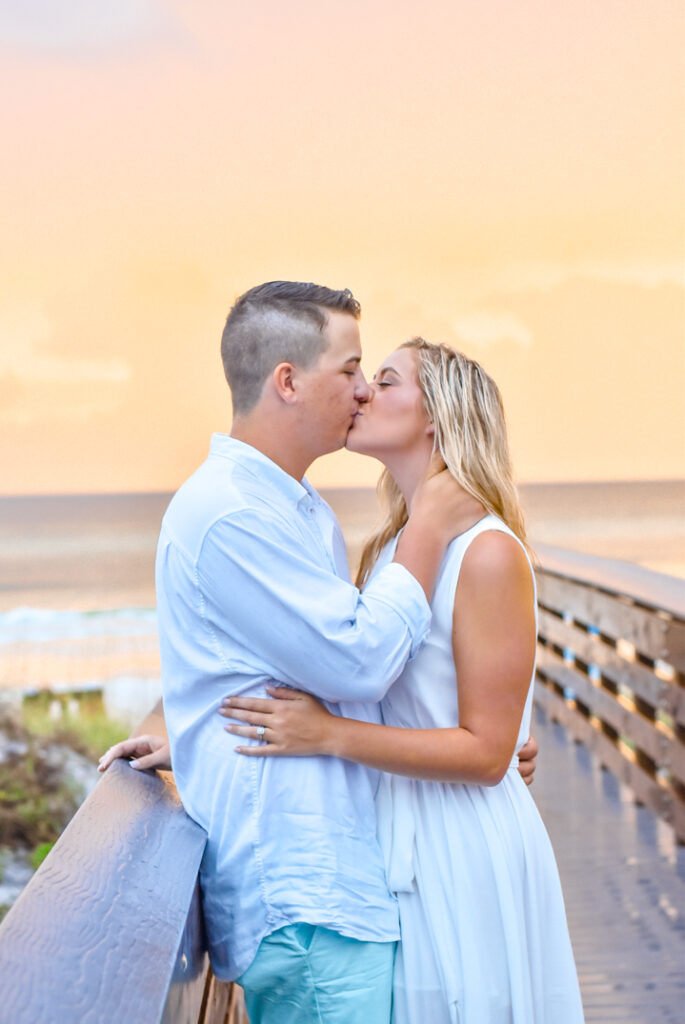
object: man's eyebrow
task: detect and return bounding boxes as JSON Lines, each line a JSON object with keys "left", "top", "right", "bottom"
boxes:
{"left": 343, "top": 355, "right": 362, "bottom": 364}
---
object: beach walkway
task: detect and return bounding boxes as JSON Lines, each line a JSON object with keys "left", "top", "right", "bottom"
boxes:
{"left": 532, "top": 703, "right": 685, "bottom": 1024}
{"left": 1, "top": 539, "right": 684, "bottom": 1023}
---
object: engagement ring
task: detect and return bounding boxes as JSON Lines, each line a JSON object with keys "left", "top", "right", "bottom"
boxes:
{"left": 256, "top": 725, "right": 266, "bottom": 740}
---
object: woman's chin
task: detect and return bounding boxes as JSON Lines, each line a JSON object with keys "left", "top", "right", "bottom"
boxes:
{"left": 345, "top": 437, "right": 384, "bottom": 464}
{"left": 346, "top": 422, "right": 386, "bottom": 458}
{"left": 345, "top": 432, "right": 369, "bottom": 455}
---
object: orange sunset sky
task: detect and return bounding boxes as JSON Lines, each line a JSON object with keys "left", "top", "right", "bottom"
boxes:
{"left": 1, "top": 0, "right": 683, "bottom": 494}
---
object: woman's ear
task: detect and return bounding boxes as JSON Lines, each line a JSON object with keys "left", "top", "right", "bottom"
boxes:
{"left": 426, "top": 421, "right": 435, "bottom": 436}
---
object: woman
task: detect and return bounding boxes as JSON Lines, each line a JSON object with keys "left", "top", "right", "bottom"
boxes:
{"left": 217, "top": 339, "right": 584, "bottom": 1023}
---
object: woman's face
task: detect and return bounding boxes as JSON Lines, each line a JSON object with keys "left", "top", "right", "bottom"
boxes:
{"left": 346, "top": 347, "right": 433, "bottom": 460}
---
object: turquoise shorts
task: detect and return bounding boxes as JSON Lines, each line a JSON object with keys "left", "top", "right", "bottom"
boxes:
{"left": 237, "top": 923, "right": 395, "bottom": 1024}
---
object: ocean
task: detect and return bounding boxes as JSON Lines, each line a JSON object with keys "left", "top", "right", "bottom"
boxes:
{"left": 1, "top": 480, "right": 683, "bottom": 719}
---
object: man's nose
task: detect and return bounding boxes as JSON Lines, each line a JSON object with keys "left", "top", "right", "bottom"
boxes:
{"left": 354, "top": 371, "right": 371, "bottom": 403}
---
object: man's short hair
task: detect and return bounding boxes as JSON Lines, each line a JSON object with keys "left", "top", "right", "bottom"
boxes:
{"left": 221, "top": 281, "right": 361, "bottom": 416}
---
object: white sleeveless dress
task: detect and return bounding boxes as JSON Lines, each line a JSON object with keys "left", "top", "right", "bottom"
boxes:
{"left": 374, "top": 515, "right": 584, "bottom": 1024}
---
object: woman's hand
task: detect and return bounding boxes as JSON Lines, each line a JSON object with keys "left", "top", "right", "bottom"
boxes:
{"left": 98, "top": 734, "right": 171, "bottom": 772}
{"left": 218, "top": 686, "right": 336, "bottom": 756}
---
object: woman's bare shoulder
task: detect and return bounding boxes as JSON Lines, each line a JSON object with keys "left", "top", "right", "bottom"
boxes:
{"left": 459, "top": 528, "right": 530, "bottom": 588}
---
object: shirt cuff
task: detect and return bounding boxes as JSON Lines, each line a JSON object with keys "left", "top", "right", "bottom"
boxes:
{"left": 365, "top": 562, "right": 432, "bottom": 658}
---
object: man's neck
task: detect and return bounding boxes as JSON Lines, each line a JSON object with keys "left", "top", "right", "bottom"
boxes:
{"left": 231, "top": 419, "right": 310, "bottom": 481}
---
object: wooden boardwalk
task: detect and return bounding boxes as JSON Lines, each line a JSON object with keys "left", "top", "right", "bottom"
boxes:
{"left": 1, "top": 539, "right": 683, "bottom": 1022}
{"left": 532, "top": 702, "right": 685, "bottom": 1024}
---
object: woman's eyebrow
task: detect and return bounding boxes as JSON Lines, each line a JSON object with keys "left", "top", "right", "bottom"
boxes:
{"left": 373, "top": 365, "right": 400, "bottom": 380}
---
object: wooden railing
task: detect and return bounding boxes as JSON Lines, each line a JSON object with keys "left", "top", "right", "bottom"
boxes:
{"left": 533, "top": 544, "right": 685, "bottom": 842}
{"left": 0, "top": 702, "right": 247, "bottom": 1024}
{"left": 2, "top": 543, "right": 683, "bottom": 1020}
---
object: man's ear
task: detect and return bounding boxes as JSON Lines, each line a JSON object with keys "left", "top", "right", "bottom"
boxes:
{"left": 272, "top": 362, "right": 298, "bottom": 404}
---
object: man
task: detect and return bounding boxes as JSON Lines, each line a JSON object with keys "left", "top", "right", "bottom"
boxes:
{"left": 100, "top": 282, "right": 535, "bottom": 1023}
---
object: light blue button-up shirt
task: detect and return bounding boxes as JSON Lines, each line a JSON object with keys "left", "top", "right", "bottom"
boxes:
{"left": 156, "top": 434, "right": 431, "bottom": 980}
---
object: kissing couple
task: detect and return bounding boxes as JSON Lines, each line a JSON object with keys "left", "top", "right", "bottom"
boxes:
{"left": 101, "top": 281, "right": 584, "bottom": 1023}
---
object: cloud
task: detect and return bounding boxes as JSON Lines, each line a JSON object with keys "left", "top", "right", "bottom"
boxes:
{"left": 451, "top": 312, "right": 533, "bottom": 349}
{"left": 0, "top": 308, "right": 130, "bottom": 384}
{"left": 0, "top": 0, "right": 174, "bottom": 53}
{"left": 579, "top": 262, "right": 685, "bottom": 289}
{"left": 2, "top": 385, "right": 124, "bottom": 426}
{"left": 495, "top": 261, "right": 685, "bottom": 295}
{"left": 0, "top": 307, "right": 130, "bottom": 424}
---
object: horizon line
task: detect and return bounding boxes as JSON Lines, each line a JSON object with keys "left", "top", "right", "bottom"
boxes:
{"left": 1, "top": 477, "right": 684, "bottom": 501}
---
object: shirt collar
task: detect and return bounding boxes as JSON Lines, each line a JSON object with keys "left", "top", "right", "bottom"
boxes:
{"left": 209, "top": 433, "right": 310, "bottom": 508}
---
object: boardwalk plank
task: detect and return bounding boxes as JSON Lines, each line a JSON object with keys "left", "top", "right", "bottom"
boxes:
{"left": 532, "top": 701, "right": 685, "bottom": 1024}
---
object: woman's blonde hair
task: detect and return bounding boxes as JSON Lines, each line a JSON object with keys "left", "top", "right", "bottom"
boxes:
{"left": 356, "top": 337, "right": 528, "bottom": 586}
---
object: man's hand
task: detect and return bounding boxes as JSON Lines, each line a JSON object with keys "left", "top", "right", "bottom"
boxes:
{"left": 518, "top": 734, "right": 538, "bottom": 786}
{"left": 394, "top": 466, "right": 486, "bottom": 601}
{"left": 98, "top": 734, "right": 171, "bottom": 773}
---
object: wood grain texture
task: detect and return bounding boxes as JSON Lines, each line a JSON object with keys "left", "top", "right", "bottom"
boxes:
{"left": 534, "top": 548, "right": 685, "bottom": 842}
{"left": 162, "top": 950, "right": 213, "bottom": 1024}
{"left": 197, "top": 971, "right": 248, "bottom": 1024}
{"left": 134, "top": 698, "right": 167, "bottom": 739}
{"left": 536, "top": 646, "right": 672, "bottom": 767}
{"left": 537, "top": 607, "right": 671, "bottom": 711}
{"left": 530, "top": 702, "right": 685, "bottom": 1024}
{"left": 535, "top": 543, "right": 685, "bottom": 621}
{"left": 537, "top": 572, "right": 681, "bottom": 667}
{"left": 0, "top": 756, "right": 208, "bottom": 1024}
{"left": 533, "top": 680, "right": 672, "bottom": 819}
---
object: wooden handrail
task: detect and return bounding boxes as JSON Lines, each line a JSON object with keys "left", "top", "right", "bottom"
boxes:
{"left": 535, "top": 543, "right": 685, "bottom": 622}
{"left": 0, "top": 703, "right": 246, "bottom": 1023}
{"left": 533, "top": 545, "right": 685, "bottom": 842}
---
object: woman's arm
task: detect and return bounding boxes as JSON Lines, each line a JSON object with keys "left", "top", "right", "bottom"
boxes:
{"left": 221, "top": 531, "right": 536, "bottom": 786}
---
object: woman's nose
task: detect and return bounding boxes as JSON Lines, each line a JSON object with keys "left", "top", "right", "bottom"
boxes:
{"left": 354, "top": 372, "right": 371, "bottom": 403}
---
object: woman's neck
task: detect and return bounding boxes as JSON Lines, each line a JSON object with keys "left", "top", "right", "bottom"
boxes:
{"left": 383, "top": 447, "right": 433, "bottom": 513}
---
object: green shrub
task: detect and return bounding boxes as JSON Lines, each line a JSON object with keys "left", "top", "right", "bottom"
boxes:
{"left": 30, "top": 841, "right": 55, "bottom": 871}
{"left": 21, "top": 693, "right": 129, "bottom": 764}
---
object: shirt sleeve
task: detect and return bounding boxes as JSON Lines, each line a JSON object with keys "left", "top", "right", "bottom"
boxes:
{"left": 195, "top": 508, "right": 431, "bottom": 702}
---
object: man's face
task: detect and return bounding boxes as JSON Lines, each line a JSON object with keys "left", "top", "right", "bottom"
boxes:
{"left": 296, "top": 311, "right": 370, "bottom": 456}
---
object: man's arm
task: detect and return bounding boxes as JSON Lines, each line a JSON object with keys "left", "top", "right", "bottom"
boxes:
{"left": 198, "top": 510, "right": 429, "bottom": 703}
{"left": 197, "top": 475, "right": 483, "bottom": 705}
{"left": 220, "top": 533, "right": 536, "bottom": 785}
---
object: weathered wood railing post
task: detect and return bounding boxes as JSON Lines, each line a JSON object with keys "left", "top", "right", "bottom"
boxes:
{"left": 0, "top": 701, "right": 246, "bottom": 1023}
{"left": 533, "top": 544, "right": 685, "bottom": 841}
